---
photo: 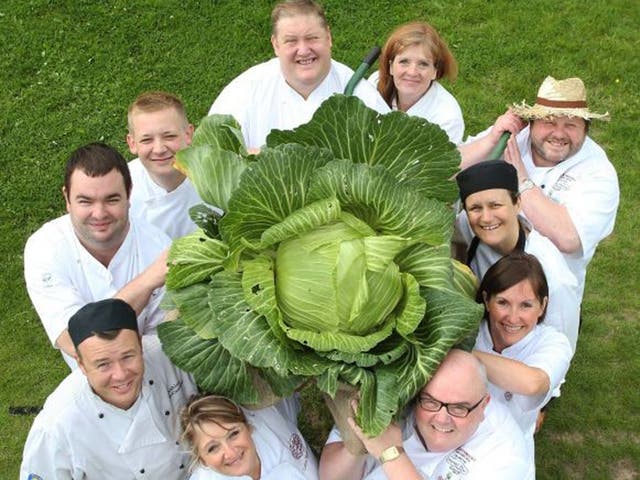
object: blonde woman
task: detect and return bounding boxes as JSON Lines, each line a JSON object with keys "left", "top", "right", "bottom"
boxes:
{"left": 180, "top": 394, "right": 318, "bottom": 479}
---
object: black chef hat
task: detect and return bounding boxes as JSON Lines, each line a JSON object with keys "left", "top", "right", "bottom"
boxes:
{"left": 68, "top": 299, "right": 138, "bottom": 349}
{"left": 456, "top": 160, "right": 518, "bottom": 204}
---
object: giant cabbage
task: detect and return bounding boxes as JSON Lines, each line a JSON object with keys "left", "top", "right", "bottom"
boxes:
{"left": 158, "top": 95, "right": 482, "bottom": 441}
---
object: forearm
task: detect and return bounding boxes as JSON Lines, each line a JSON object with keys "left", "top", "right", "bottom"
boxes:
{"left": 319, "top": 442, "right": 367, "bottom": 480}
{"left": 55, "top": 330, "right": 77, "bottom": 359}
{"left": 519, "top": 187, "right": 581, "bottom": 253}
{"left": 458, "top": 134, "right": 503, "bottom": 170}
{"left": 381, "top": 454, "right": 424, "bottom": 480}
{"left": 473, "top": 350, "right": 550, "bottom": 396}
{"left": 115, "top": 249, "right": 168, "bottom": 316}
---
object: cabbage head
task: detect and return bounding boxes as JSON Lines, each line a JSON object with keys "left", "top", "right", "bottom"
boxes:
{"left": 158, "top": 95, "right": 482, "bottom": 436}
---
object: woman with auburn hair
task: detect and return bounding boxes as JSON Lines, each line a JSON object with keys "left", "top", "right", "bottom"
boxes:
{"left": 472, "top": 252, "right": 572, "bottom": 470}
{"left": 369, "top": 21, "right": 464, "bottom": 144}
{"left": 180, "top": 394, "right": 318, "bottom": 479}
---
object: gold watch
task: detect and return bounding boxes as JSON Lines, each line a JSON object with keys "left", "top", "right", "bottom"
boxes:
{"left": 379, "top": 445, "right": 405, "bottom": 464}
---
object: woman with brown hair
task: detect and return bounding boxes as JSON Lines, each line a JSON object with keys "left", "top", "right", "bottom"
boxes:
{"left": 369, "top": 21, "right": 464, "bottom": 144}
{"left": 472, "top": 252, "right": 572, "bottom": 471}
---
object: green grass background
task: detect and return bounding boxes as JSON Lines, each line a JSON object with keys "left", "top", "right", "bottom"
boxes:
{"left": 1, "top": 1, "right": 638, "bottom": 478}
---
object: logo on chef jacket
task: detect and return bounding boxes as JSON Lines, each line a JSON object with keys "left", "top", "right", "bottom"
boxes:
{"left": 28, "top": 475, "right": 44, "bottom": 480}
{"left": 288, "top": 432, "right": 305, "bottom": 460}
{"left": 504, "top": 391, "right": 513, "bottom": 401}
{"left": 552, "top": 173, "right": 576, "bottom": 192}
{"left": 41, "top": 272, "right": 53, "bottom": 287}
{"left": 445, "top": 447, "right": 474, "bottom": 475}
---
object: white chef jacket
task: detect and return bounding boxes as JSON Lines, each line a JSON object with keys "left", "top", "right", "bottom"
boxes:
{"left": 129, "top": 158, "right": 204, "bottom": 239}
{"left": 474, "top": 321, "right": 572, "bottom": 468}
{"left": 208, "top": 58, "right": 390, "bottom": 149}
{"left": 20, "top": 335, "right": 198, "bottom": 480}
{"left": 188, "top": 399, "right": 318, "bottom": 480}
{"left": 368, "top": 72, "right": 464, "bottom": 144}
{"left": 326, "top": 400, "right": 533, "bottom": 479}
{"left": 24, "top": 214, "right": 170, "bottom": 368}
{"left": 455, "top": 212, "right": 581, "bottom": 352}
{"left": 514, "top": 126, "right": 619, "bottom": 301}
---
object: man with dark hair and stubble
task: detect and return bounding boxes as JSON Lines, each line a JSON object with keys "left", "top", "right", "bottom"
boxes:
{"left": 24, "top": 143, "right": 171, "bottom": 369}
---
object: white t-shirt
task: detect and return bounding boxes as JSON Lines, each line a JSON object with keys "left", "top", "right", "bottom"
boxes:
{"left": 474, "top": 321, "right": 572, "bottom": 466}
{"left": 514, "top": 126, "right": 619, "bottom": 300}
{"left": 188, "top": 400, "right": 318, "bottom": 480}
{"left": 455, "top": 213, "right": 581, "bottom": 351}
{"left": 326, "top": 400, "right": 533, "bottom": 479}
{"left": 208, "top": 58, "right": 390, "bottom": 149}
{"left": 24, "top": 214, "right": 170, "bottom": 368}
{"left": 20, "top": 336, "right": 197, "bottom": 480}
{"left": 129, "top": 158, "right": 203, "bottom": 239}
{"left": 368, "top": 72, "right": 464, "bottom": 144}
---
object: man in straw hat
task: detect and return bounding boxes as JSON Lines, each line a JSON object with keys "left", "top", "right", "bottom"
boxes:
{"left": 20, "top": 299, "right": 197, "bottom": 479}
{"left": 458, "top": 76, "right": 619, "bottom": 305}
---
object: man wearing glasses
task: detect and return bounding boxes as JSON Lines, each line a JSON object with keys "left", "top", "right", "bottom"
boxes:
{"left": 320, "top": 349, "right": 533, "bottom": 479}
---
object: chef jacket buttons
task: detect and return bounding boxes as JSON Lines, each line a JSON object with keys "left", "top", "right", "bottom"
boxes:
{"left": 165, "top": 410, "right": 170, "bottom": 416}
{"left": 148, "top": 379, "right": 154, "bottom": 385}
{"left": 98, "top": 413, "right": 104, "bottom": 419}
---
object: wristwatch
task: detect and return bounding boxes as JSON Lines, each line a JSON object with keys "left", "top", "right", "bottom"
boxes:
{"left": 519, "top": 178, "right": 535, "bottom": 194}
{"left": 379, "top": 445, "right": 405, "bottom": 464}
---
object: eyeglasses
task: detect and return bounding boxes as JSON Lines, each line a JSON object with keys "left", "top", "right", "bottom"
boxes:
{"left": 417, "top": 394, "right": 486, "bottom": 418}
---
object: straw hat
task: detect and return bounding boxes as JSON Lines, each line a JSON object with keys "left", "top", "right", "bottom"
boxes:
{"left": 511, "top": 76, "right": 609, "bottom": 121}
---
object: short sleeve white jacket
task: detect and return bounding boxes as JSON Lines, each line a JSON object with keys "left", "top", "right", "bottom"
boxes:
{"left": 208, "top": 58, "right": 390, "bottom": 149}
{"left": 455, "top": 212, "right": 581, "bottom": 351}
{"left": 129, "top": 158, "right": 203, "bottom": 239}
{"left": 515, "top": 126, "right": 619, "bottom": 300}
{"left": 188, "top": 401, "right": 318, "bottom": 480}
{"left": 368, "top": 73, "right": 464, "bottom": 144}
{"left": 24, "top": 214, "right": 171, "bottom": 368}
{"left": 327, "top": 400, "right": 532, "bottom": 479}
{"left": 474, "top": 321, "right": 572, "bottom": 465}
{"left": 20, "top": 335, "right": 198, "bottom": 480}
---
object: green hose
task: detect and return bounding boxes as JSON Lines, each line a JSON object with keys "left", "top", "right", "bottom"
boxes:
{"left": 486, "top": 132, "right": 510, "bottom": 161}
{"left": 344, "top": 46, "right": 381, "bottom": 96}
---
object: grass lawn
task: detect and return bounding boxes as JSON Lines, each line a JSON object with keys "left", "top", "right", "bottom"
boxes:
{"left": 1, "top": 1, "right": 638, "bottom": 478}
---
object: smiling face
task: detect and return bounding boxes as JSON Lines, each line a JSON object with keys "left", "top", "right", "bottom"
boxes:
{"left": 414, "top": 351, "right": 489, "bottom": 453}
{"left": 484, "top": 279, "right": 548, "bottom": 352}
{"left": 271, "top": 14, "right": 332, "bottom": 99}
{"left": 464, "top": 188, "right": 521, "bottom": 255}
{"left": 64, "top": 168, "right": 130, "bottom": 258}
{"left": 194, "top": 420, "right": 260, "bottom": 479}
{"left": 77, "top": 329, "right": 144, "bottom": 410}
{"left": 390, "top": 44, "right": 438, "bottom": 110}
{"left": 126, "top": 107, "right": 193, "bottom": 190}
{"left": 529, "top": 116, "right": 587, "bottom": 167}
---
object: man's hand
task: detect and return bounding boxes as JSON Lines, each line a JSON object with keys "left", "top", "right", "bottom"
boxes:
{"left": 489, "top": 110, "right": 527, "bottom": 142}
{"left": 347, "top": 400, "right": 403, "bottom": 458}
{"left": 459, "top": 109, "right": 527, "bottom": 169}
{"left": 504, "top": 135, "right": 529, "bottom": 181}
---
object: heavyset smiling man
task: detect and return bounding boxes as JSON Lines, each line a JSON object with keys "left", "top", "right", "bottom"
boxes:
{"left": 458, "top": 76, "right": 619, "bottom": 303}
{"left": 319, "top": 349, "right": 532, "bottom": 479}
{"left": 208, "top": 0, "right": 389, "bottom": 150}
